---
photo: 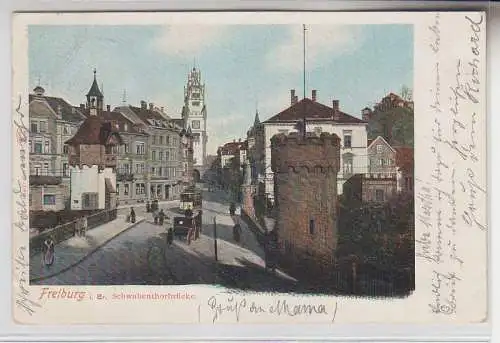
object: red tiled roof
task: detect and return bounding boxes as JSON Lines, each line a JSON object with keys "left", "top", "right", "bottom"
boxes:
{"left": 128, "top": 106, "right": 169, "bottom": 123}
{"left": 219, "top": 141, "right": 243, "bottom": 155}
{"left": 65, "top": 116, "right": 123, "bottom": 146}
{"left": 81, "top": 109, "right": 145, "bottom": 135}
{"left": 263, "top": 98, "right": 365, "bottom": 124}
{"left": 394, "top": 146, "right": 414, "bottom": 172}
{"left": 29, "top": 94, "right": 87, "bottom": 123}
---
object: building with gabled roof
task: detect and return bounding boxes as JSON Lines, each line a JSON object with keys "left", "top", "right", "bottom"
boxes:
{"left": 28, "top": 85, "right": 88, "bottom": 212}
{"left": 65, "top": 70, "right": 123, "bottom": 210}
{"left": 114, "top": 101, "right": 186, "bottom": 201}
{"left": 254, "top": 89, "right": 368, "bottom": 203}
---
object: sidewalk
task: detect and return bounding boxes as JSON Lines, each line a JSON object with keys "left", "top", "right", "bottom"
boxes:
{"left": 30, "top": 215, "right": 145, "bottom": 282}
{"left": 117, "top": 199, "right": 179, "bottom": 210}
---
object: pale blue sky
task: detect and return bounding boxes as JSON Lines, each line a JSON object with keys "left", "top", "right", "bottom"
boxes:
{"left": 29, "top": 24, "right": 413, "bottom": 155}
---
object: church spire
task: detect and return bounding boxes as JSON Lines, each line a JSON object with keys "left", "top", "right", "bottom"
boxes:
{"left": 86, "top": 68, "right": 104, "bottom": 115}
{"left": 253, "top": 109, "right": 260, "bottom": 127}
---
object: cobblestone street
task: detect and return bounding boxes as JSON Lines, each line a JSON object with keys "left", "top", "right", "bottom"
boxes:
{"left": 33, "top": 189, "right": 299, "bottom": 293}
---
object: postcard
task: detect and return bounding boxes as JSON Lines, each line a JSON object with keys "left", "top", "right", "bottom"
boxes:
{"left": 12, "top": 11, "right": 487, "bottom": 325}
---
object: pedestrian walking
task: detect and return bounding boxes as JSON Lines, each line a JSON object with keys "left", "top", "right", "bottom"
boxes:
{"left": 167, "top": 227, "right": 174, "bottom": 246}
{"left": 130, "top": 207, "right": 136, "bottom": 223}
{"left": 81, "top": 216, "right": 88, "bottom": 237}
{"left": 158, "top": 209, "right": 165, "bottom": 226}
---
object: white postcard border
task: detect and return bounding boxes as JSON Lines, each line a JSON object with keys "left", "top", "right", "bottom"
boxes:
{"left": 11, "top": 11, "right": 487, "bottom": 325}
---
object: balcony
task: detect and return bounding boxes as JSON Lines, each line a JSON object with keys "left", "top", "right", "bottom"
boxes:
{"left": 116, "top": 173, "right": 135, "bottom": 182}
{"left": 105, "top": 154, "right": 117, "bottom": 167}
{"left": 30, "top": 175, "right": 62, "bottom": 186}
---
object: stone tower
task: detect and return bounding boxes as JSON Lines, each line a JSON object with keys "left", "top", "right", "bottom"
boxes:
{"left": 182, "top": 67, "right": 207, "bottom": 182}
{"left": 271, "top": 131, "right": 341, "bottom": 275}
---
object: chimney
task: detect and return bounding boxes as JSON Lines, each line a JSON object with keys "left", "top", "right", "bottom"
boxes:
{"left": 149, "top": 102, "right": 154, "bottom": 110}
{"left": 312, "top": 90, "right": 317, "bottom": 102}
{"left": 291, "top": 89, "right": 297, "bottom": 105}
{"left": 332, "top": 100, "right": 340, "bottom": 120}
{"left": 140, "top": 100, "right": 147, "bottom": 109}
{"left": 362, "top": 108, "right": 372, "bottom": 121}
{"left": 106, "top": 104, "right": 111, "bottom": 112}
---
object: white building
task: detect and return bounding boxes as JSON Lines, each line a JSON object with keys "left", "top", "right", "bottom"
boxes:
{"left": 260, "top": 89, "right": 368, "bottom": 202}
{"left": 65, "top": 70, "right": 123, "bottom": 210}
{"left": 181, "top": 67, "right": 208, "bottom": 182}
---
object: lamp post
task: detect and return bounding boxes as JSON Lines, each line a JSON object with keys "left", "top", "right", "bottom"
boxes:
{"left": 213, "top": 216, "right": 218, "bottom": 261}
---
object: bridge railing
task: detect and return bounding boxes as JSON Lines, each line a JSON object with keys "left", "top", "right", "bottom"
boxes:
{"left": 29, "top": 208, "right": 118, "bottom": 256}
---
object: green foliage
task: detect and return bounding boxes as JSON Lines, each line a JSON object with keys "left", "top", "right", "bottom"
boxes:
{"left": 368, "top": 106, "right": 414, "bottom": 146}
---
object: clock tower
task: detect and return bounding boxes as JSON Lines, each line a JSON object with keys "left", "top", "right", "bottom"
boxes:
{"left": 182, "top": 66, "right": 208, "bottom": 183}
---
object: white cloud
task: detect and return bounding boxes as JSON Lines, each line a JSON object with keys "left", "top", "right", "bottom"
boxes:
{"left": 154, "top": 25, "right": 228, "bottom": 57}
{"left": 266, "top": 25, "right": 364, "bottom": 71}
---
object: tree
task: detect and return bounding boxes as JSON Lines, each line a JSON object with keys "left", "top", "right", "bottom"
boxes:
{"left": 400, "top": 85, "right": 413, "bottom": 101}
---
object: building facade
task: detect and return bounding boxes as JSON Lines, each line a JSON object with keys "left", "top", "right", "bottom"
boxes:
{"left": 181, "top": 67, "right": 208, "bottom": 182}
{"left": 258, "top": 89, "right": 368, "bottom": 203}
{"left": 367, "top": 136, "right": 397, "bottom": 177}
{"left": 29, "top": 86, "right": 87, "bottom": 211}
{"left": 115, "top": 101, "right": 184, "bottom": 201}
{"left": 271, "top": 132, "right": 341, "bottom": 275}
{"left": 65, "top": 72, "right": 122, "bottom": 210}
{"left": 342, "top": 174, "right": 397, "bottom": 207}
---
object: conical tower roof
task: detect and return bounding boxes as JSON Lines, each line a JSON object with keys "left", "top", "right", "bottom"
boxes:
{"left": 253, "top": 110, "right": 261, "bottom": 126}
{"left": 86, "top": 69, "right": 103, "bottom": 97}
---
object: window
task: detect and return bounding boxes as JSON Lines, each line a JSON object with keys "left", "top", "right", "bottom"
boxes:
{"left": 343, "top": 154, "right": 354, "bottom": 176}
{"left": 379, "top": 158, "right": 384, "bottom": 166}
{"left": 151, "top": 150, "right": 156, "bottom": 161}
{"left": 136, "top": 183, "right": 145, "bottom": 195}
{"left": 63, "top": 163, "right": 69, "bottom": 177}
{"left": 159, "top": 151, "right": 163, "bottom": 160}
{"left": 184, "top": 150, "right": 188, "bottom": 158}
{"left": 136, "top": 142, "right": 145, "bottom": 155}
{"left": 158, "top": 167, "right": 162, "bottom": 176}
{"left": 166, "top": 136, "right": 170, "bottom": 145}
{"left": 343, "top": 130, "right": 352, "bottom": 148}
{"left": 376, "top": 145, "right": 383, "bottom": 153}
{"left": 29, "top": 140, "right": 32, "bottom": 153}
{"left": 34, "top": 165, "right": 41, "bottom": 176}
{"left": 124, "top": 144, "right": 129, "bottom": 153}
{"left": 152, "top": 136, "right": 157, "bottom": 145}
{"left": 82, "top": 193, "right": 98, "bottom": 209}
{"left": 309, "top": 219, "right": 315, "bottom": 235}
{"left": 63, "top": 145, "right": 69, "bottom": 154}
{"left": 31, "top": 122, "right": 38, "bottom": 133}
{"left": 159, "top": 136, "right": 163, "bottom": 145}
{"left": 43, "top": 163, "right": 49, "bottom": 176}
{"left": 124, "top": 124, "right": 128, "bottom": 132}
{"left": 165, "top": 151, "right": 170, "bottom": 161}
{"left": 151, "top": 167, "right": 156, "bottom": 176}
{"left": 34, "top": 141, "right": 43, "bottom": 154}
{"left": 193, "top": 133, "right": 200, "bottom": 143}
{"left": 192, "top": 101, "right": 200, "bottom": 106}
{"left": 375, "top": 189, "right": 384, "bottom": 202}
{"left": 43, "top": 194, "right": 56, "bottom": 205}
{"left": 39, "top": 121, "right": 47, "bottom": 132}
{"left": 63, "top": 125, "right": 69, "bottom": 134}
{"left": 192, "top": 120, "right": 200, "bottom": 129}
{"left": 124, "top": 184, "right": 129, "bottom": 196}
{"left": 116, "top": 184, "right": 120, "bottom": 195}
{"left": 184, "top": 163, "right": 188, "bottom": 172}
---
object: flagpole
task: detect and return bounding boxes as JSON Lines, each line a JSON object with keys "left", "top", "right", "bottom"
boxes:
{"left": 302, "top": 24, "right": 307, "bottom": 139}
